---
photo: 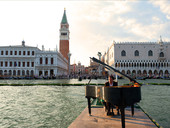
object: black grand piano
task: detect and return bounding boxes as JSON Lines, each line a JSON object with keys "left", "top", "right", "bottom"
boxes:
{"left": 85, "top": 57, "right": 141, "bottom": 128}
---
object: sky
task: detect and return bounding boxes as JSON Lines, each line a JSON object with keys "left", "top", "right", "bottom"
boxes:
{"left": 0, "top": 0, "right": 170, "bottom": 66}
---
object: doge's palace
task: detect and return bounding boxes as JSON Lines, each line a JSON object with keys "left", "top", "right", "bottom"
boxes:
{"left": 102, "top": 37, "right": 170, "bottom": 78}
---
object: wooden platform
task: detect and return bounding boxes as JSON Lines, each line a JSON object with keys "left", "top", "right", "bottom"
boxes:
{"left": 68, "top": 106, "right": 157, "bottom": 128}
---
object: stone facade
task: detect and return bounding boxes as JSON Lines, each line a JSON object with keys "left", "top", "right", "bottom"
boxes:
{"left": 70, "top": 62, "right": 85, "bottom": 76}
{"left": 103, "top": 38, "right": 170, "bottom": 78}
{"left": 0, "top": 41, "right": 68, "bottom": 77}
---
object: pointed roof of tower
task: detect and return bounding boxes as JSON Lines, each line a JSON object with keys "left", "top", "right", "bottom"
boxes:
{"left": 61, "top": 8, "right": 68, "bottom": 24}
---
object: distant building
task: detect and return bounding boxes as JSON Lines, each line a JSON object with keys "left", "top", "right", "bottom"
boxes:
{"left": 70, "top": 62, "right": 85, "bottom": 77}
{"left": 88, "top": 60, "right": 100, "bottom": 76}
{"left": 102, "top": 37, "right": 170, "bottom": 78}
{"left": 0, "top": 41, "right": 68, "bottom": 77}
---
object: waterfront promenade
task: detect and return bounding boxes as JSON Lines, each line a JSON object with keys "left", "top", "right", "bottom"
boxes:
{"left": 69, "top": 106, "right": 157, "bottom": 128}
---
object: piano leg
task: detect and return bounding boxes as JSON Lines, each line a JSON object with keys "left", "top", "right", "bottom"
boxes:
{"left": 131, "top": 104, "right": 134, "bottom": 116}
{"left": 87, "top": 97, "right": 91, "bottom": 116}
{"left": 120, "top": 107, "right": 125, "bottom": 128}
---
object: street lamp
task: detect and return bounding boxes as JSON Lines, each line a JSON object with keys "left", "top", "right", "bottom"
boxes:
{"left": 97, "top": 52, "right": 102, "bottom": 76}
{"left": 68, "top": 51, "right": 71, "bottom": 78}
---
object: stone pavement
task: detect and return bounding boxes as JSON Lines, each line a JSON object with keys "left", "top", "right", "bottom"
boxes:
{"left": 68, "top": 106, "right": 157, "bottom": 128}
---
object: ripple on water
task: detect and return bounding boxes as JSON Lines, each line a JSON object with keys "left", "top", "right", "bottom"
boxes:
{"left": 0, "top": 79, "right": 169, "bottom": 128}
{"left": 0, "top": 86, "right": 87, "bottom": 128}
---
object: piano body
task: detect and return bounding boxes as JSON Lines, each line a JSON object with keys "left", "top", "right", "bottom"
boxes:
{"left": 85, "top": 57, "right": 142, "bottom": 128}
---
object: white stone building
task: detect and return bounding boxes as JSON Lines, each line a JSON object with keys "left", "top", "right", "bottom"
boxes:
{"left": 0, "top": 41, "right": 68, "bottom": 78}
{"left": 103, "top": 37, "right": 170, "bottom": 78}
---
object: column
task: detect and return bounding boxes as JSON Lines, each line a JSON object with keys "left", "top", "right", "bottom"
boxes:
{"left": 68, "top": 52, "right": 71, "bottom": 77}
{"left": 43, "top": 70, "right": 45, "bottom": 76}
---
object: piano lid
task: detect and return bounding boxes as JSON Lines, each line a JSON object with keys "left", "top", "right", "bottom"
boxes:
{"left": 90, "top": 57, "right": 141, "bottom": 85}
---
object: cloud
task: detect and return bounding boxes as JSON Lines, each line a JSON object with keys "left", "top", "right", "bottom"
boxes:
{"left": 150, "top": 0, "right": 170, "bottom": 20}
{"left": 166, "top": 15, "right": 170, "bottom": 20}
{"left": 152, "top": 16, "right": 160, "bottom": 22}
{"left": 117, "top": 16, "right": 170, "bottom": 41}
{"left": 75, "top": 1, "right": 131, "bottom": 24}
{"left": 70, "top": 1, "right": 170, "bottom": 66}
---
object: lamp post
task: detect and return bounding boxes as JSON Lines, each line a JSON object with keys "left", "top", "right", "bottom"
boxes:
{"left": 68, "top": 51, "right": 71, "bottom": 78}
{"left": 97, "top": 52, "right": 102, "bottom": 76}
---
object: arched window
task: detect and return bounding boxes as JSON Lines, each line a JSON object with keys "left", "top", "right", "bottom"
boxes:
{"left": 31, "top": 70, "right": 34, "bottom": 76}
{"left": 18, "top": 70, "right": 20, "bottom": 76}
{"left": 0, "top": 70, "right": 3, "bottom": 75}
{"left": 126, "top": 63, "right": 128, "bottom": 67}
{"left": 121, "top": 50, "right": 126, "bottom": 56}
{"left": 26, "top": 70, "right": 29, "bottom": 75}
{"left": 13, "top": 70, "right": 16, "bottom": 76}
{"left": 134, "top": 50, "right": 139, "bottom": 56}
{"left": 22, "top": 70, "right": 25, "bottom": 76}
{"left": 159, "top": 52, "right": 164, "bottom": 57}
{"left": 51, "top": 58, "right": 54, "bottom": 65}
{"left": 121, "top": 63, "right": 123, "bottom": 67}
{"left": 32, "top": 62, "right": 34, "bottom": 67}
{"left": 1, "top": 51, "right": 4, "bottom": 55}
{"left": 137, "top": 63, "right": 139, "bottom": 67}
{"left": 150, "top": 63, "right": 152, "bottom": 67}
{"left": 32, "top": 51, "right": 35, "bottom": 56}
{"left": 148, "top": 50, "right": 153, "bottom": 56}
{"left": 10, "top": 51, "right": 13, "bottom": 55}
{"left": 40, "top": 58, "right": 42, "bottom": 64}
{"left": 9, "top": 70, "right": 12, "bottom": 75}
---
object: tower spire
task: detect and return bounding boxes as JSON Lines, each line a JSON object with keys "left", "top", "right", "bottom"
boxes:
{"left": 61, "top": 8, "right": 68, "bottom": 24}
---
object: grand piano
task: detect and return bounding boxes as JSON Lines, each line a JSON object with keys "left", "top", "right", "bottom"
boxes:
{"left": 85, "top": 57, "right": 141, "bottom": 128}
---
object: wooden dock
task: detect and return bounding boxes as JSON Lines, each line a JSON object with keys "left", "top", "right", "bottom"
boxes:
{"left": 68, "top": 106, "right": 157, "bottom": 128}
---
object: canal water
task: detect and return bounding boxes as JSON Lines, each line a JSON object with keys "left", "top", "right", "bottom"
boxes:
{"left": 0, "top": 79, "right": 169, "bottom": 128}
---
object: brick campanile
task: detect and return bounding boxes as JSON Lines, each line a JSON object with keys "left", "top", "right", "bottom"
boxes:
{"left": 59, "top": 9, "right": 70, "bottom": 61}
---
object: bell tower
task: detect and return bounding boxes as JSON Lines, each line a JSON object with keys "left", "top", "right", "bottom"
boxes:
{"left": 59, "top": 8, "right": 70, "bottom": 61}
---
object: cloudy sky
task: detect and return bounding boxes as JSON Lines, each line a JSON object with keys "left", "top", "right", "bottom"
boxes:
{"left": 0, "top": 1, "right": 170, "bottom": 66}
